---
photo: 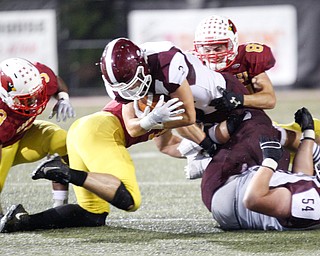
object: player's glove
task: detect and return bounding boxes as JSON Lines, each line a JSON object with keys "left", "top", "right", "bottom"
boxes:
{"left": 210, "top": 86, "right": 244, "bottom": 112}
{"left": 294, "top": 107, "right": 315, "bottom": 140}
{"left": 199, "top": 136, "right": 217, "bottom": 157}
{"left": 49, "top": 92, "right": 76, "bottom": 122}
{"left": 259, "top": 137, "right": 283, "bottom": 171}
{"left": 226, "top": 110, "right": 252, "bottom": 136}
{"left": 139, "top": 95, "right": 185, "bottom": 130}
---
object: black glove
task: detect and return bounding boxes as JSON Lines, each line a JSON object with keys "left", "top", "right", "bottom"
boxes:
{"left": 294, "top": 107, "right": 315, "bottom": 140}
{"left": 226, "top": 111, "right": 251, "bottom": 136}
{"left": 210, "top": 86, "right": 244, "bottom": 112}
{"left": 199, "top": 136, "right": 217, "bottom": 157}
{"left": 259, "top": 137, "right": 283, "bottom": 171}
{"left": 294, "top": 107, "right": 314, "bottom": 131}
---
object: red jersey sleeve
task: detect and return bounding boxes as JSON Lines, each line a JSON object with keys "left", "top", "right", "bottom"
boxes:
{"left": 33, "top": 62, "right": 58, "bottom": 97}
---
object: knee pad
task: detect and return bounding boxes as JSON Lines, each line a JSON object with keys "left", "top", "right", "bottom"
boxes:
{"left": 110, "top": 182, "right": 134, "bottom": 210}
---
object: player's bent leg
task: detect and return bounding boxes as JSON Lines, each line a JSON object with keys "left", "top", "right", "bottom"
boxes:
{"left": 110, "top": 182, "right": 134, "bottom": 210}
{"left": 33, "top": 155, "right": 136, "bottom": 211}
{"left": 67, "top": 112, "right": 142, "bottom": 212}
{"left": 15, "top": 121, "right": 69, "bottom": 208}
{"left": 0, "top": 204, "right": 108, "bottom": 232}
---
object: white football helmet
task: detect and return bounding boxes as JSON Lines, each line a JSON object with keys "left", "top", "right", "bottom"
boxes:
{"left": 194, "top": 15, "right": 239, "bottom": 71}
{"left": 0, "top": 58, "right": 47, "bottom": 116}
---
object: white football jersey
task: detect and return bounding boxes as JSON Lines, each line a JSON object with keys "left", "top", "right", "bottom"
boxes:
{"left": 139, "top": 41, "right": 226, "bottom": 115}
{"left": 211, "top": 167, "right": 320, "bottom": 230}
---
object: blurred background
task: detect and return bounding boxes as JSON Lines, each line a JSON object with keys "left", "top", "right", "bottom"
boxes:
{"left": 0, "top": 0, "right": 319, "bottom": 96}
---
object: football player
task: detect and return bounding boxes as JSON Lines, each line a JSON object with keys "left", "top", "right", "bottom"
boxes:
{"left": 189, "top": 14, "right": 320, "bottom": 173}
{"left": 0, "top": 38, "right": 290, "bottom": 232}
{"left": 193, "top": 15, "right": 276, "bottom": 109}
{"left": 100, "top": 38, "right": 249, "bottom": 157}
{"left": 0, "top": 57, "right": 75, "bottom": 214}
{"left": 99, "top": 38, "right": 293, "bottom": 214}
{"left": 0, "top": 95, "right": 187, "bottom": 232}
{"left": 0, "top": 54, "right": 245, "bottom": 232}
{"left": 211, "top": 107, "right": 320, "bottom": 230}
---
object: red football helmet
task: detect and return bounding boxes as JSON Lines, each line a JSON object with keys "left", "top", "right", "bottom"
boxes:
{"left": 194, "top": 15, "right": 238, "bottom": 71}
{"left": 0, "top": 58, "right": 47, "bottom": 116}
{"left": 100, "top": 38, "right": 152, "bottom": 100}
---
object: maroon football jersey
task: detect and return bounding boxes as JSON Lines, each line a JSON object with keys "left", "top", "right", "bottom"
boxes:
{"left": 0, "top": 62, "right": 58, "bottom": 147}
{"left": 114, "top": 44, "right": 193, "bottom": 104}
{"left": 222, "top": 43, "right": 276, "bottom": 93}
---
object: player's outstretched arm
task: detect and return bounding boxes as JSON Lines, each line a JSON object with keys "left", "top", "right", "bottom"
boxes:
{"left": 243, "top": 137, "right": 291, "bottom": 218}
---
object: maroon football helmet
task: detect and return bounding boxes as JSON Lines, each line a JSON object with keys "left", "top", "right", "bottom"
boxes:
{"left": 100, "top": 38, "right": 152, "bottom": 100}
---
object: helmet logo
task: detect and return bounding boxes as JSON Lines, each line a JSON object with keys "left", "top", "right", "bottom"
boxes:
{"left": 0, "top": 70, "right": 16, "bottom": 92}
{"left": 228, "top": 21, "right": 237, "bottom": 34}
{"left": 40, "top": 72, "right": 50, "bottom": 83}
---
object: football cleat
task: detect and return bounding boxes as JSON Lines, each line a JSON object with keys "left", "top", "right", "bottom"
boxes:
{"left": 32, "top": 154, "right": 71, "bottom": 185}
{"left": 0, "top": 204, "right": 30, "bottom": 233}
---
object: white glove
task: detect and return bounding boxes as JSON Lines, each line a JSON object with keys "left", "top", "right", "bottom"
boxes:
{"left": 184, "top": 151, "right": 211, "bottom": 179}
{"left": 49, "top": 92, "right": 76, "bottom": 122}
{"left": 177, "top": 138, "right": 202, "bottom": 156}
{"left": 139, "top": 95, "right": 185, "bottom": 130}
{"left": 133, "top": 100, "right": 150, "bottom": 118}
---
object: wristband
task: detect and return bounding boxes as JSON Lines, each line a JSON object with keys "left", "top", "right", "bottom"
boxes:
{"left": 57, "top": 92, "right": 69, "bottom": 100}
{"left": 199, "top": 136, "right": 214, "bottom": 150}
{"left": 302, "top": 129, "right": 315, "bottom": 141}
{"left": 140, "top": 115, "right": 164, "bottom": 131}
{"left": 207, "top": 124, "right": 221, "bottom": 144}
{"left": 261, "top": 158, "right": 278, "bottom": 172}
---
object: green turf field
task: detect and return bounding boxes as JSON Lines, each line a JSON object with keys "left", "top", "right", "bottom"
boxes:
{"left": 1, "top": 89, "right": 320, "bottom": 256}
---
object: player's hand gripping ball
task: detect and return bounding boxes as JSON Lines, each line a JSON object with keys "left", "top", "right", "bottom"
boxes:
{"left": 138, "top": 93, "right": 162, "bottom": 112}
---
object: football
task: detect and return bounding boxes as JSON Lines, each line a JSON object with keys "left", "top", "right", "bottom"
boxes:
{"left": 138, "top": 93, "right": 162, "bottom": 112}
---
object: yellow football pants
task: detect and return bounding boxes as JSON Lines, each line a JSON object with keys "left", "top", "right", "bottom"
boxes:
{"left": 66, "top": 111, "right": 141, "bottom": 214}
{"left": 275, "top": 118, "right": 320, "bottom": 164}
{"left": 0, "top": 120, "right": 67, "bottom": 192}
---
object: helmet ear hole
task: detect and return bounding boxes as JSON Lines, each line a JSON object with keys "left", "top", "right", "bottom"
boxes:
{"left": 100, "top": 38, "right": 152, "bottom": 100}
{"left": 0, "top": 58, "right": 47, "bottom": 116}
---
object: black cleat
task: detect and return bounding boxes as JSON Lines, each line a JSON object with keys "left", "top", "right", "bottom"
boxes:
{"left": 32, "top": 154, "right": 71, "bottom": 185}
{"left": 0, "top": 204, "right": 30, "bottom": 233}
